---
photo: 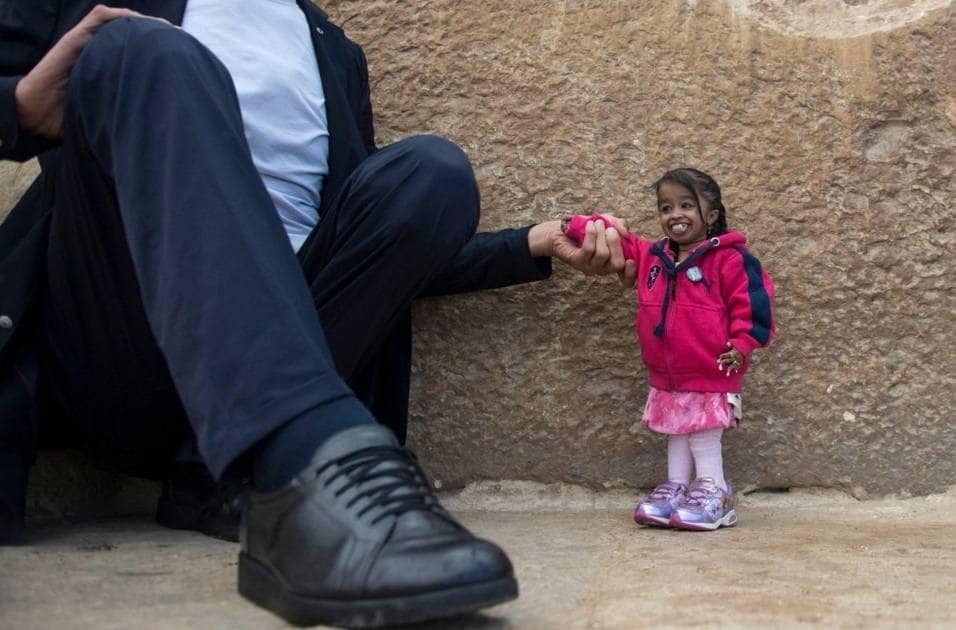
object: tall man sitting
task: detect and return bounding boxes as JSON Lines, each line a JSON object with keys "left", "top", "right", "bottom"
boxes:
{"left": 0, "top": 2, "right": 629, "bottom": 627}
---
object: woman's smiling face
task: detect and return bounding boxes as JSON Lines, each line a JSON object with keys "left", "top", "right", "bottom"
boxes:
{"left": 656, "top": 180, "right": 718, "bottom": 246}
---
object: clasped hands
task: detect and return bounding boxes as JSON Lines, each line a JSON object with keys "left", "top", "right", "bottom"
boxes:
{"left": 528, "top": 215, "right": 636, "bottom": 283}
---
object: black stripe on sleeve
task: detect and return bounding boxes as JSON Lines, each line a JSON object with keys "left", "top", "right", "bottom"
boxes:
{"left": 739, "top": 250, "right": 773, "bottom": 345}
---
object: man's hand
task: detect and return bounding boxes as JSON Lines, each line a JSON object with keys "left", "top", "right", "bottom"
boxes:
{"left": 528, "top": 216, "right": 630, "bottom": 276}
{"left": 15, "top": 5, "right": 142, "bottom": 138}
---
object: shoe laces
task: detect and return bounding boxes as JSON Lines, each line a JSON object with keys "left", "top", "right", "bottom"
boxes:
{"left": 648, "top": 482, "right": 684, "bottom": 500}
{"left": 682, "top": 480, "right": 721, "bottom": 507}
{"left": 318, "top": 446, "right": 456, "bottom": 526}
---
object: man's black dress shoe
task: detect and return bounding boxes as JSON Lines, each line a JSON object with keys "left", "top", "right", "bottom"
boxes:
{"left": 239, "top": 424, "right": 518, "bottom": 628}
{"left": 156, "top": 461, "right": 244, "bottom": 542}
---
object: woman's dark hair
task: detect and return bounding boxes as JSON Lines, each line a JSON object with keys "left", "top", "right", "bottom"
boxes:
{"left": 652, "top": 167, "right": 728, "bottom": 237}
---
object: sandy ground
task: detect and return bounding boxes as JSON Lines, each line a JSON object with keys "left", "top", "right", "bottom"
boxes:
{"left": 2, "top": 486, "right": 955, "bottom": 629}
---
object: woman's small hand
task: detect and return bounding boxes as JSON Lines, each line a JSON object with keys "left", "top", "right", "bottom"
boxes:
{"left": 619, "top": 259, "right": 637, "bottom": 290}
{"left": 716, "top": 343, "right": 743, "bottom": 376}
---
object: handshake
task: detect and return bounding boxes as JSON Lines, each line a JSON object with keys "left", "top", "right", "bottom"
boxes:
{"left": 529, "top": 213, "right": 637, "bottom": 287}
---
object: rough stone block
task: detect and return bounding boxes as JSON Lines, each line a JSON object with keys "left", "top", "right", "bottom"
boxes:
{"left": 2, "top": 1, "right": 954, "bottom": 507}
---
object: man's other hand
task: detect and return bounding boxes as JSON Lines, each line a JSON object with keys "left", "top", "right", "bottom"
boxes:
{"left": 15, "top": 5, "right": 142, "bottom": 138}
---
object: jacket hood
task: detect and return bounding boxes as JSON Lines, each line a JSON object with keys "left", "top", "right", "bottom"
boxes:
{"left": 711, "top": 230, "right": 747, "bottom": 249}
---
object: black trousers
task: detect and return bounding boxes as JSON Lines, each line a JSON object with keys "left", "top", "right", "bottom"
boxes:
{"left": 38, "top": 18, "right": 479, "bottom": 479}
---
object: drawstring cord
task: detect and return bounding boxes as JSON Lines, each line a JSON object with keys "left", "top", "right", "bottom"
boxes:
{"left": 651, "top": 237, "right": 720, "bottom": 338}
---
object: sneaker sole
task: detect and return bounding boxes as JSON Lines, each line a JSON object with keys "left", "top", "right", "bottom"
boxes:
{"left": 634, "top": 509, "right": 672, "bottom": 528}
{"left": 670, "top": 509, "right": 738, "bottom": 531}
{"left": 238, "top": 551, "right": 519, "bottom": 628}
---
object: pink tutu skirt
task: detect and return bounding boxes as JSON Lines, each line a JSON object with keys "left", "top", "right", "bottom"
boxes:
{"left": 642, "top": 387, "right": 741, "bottom": 435}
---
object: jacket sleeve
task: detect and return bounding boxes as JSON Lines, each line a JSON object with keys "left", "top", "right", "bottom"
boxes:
{"left": 721, "top": 248, "right": 775, "bottom": 357}
{"left": 0, "top": 0, "right": 60, "bottom": 162}
{"left": 421, "top": 226, "right": 552, "bottom": 296}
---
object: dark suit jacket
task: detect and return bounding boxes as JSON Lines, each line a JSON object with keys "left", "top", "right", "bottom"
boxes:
{"left": 0, "top": 0, "right": 551, "bottom": 540}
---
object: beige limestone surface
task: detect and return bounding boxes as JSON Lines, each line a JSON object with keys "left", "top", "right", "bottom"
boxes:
{"left": 327, "top": 0, "right": 956, "bottom": 496}
{"left": 2, "top": 1, "right": 955, "bottom": 497}
{"left": 3, "top": 486, "right": 956, "bottom": 628}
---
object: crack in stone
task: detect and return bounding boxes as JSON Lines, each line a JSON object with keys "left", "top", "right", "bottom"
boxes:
{"left": 725, "top": 0, "right": 953, "bottom": 38}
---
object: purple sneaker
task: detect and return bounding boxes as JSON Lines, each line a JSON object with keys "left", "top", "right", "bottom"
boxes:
{"left": 669, "top": 478, "right": 737, "bottom": 531}
{"left": 634, "top": 481, "right": 687, "bottom": 527}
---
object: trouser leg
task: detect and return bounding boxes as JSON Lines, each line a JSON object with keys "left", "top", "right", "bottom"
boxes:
{"left": 346, "top": 312, "right": 411, "bottom": 442}
{"left": 41, "top": 18, "right": 351, "bottom": 478}
{"left": 300, "top": 135, "right": 480, "bottom": 443}
{"left": 177, "top": 139, "right": 480, "bottom": 456}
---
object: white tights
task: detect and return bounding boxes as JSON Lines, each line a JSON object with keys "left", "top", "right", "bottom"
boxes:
{"left": 667, "top": 428, "right": 726, "bottom": 491}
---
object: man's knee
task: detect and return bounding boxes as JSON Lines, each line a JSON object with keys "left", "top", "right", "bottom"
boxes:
{"left": 388, "top": 134, "right": 479, "bottom": 244}
{"left": 401, "top": 134, "right": 471, "bottom": 172}
{"left": 71, "top": 17, "right": 225, "bottom": 99}
{"left": 404, "top": 134, "right": 478, "bottom": 203}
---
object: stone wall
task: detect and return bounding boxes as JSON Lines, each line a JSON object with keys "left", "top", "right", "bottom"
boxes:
{"left": 3, "top": 0, "right": 953, "bottom": 498}
{"left": 326, "top": 0, "right": 956, "bottom": 497}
